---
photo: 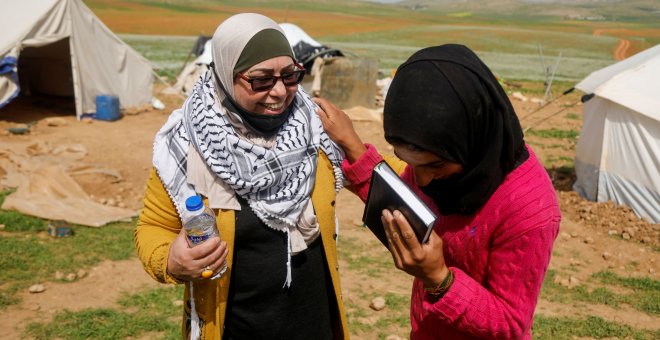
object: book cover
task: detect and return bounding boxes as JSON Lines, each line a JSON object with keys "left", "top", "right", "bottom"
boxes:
{"left": 362, "top": 161, "right": 438, "bottom": 248}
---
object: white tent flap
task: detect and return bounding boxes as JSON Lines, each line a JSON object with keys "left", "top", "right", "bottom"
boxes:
{"left": 574, "top": 45, "right": 660, "bottom": 223}
{"left": 576, "top": 44, "right": 660, "bottom": 120}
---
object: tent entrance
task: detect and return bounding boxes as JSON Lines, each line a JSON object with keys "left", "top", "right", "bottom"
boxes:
{"left": 18, "top": 38, "right": 74, "bottom": 98}
{"left": 0, "top": 39, "right": 76, "bottom": 123}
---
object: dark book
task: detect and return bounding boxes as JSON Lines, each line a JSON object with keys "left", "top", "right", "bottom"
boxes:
{"left": 362, "top": 161, "right": 437, "bottom": 248}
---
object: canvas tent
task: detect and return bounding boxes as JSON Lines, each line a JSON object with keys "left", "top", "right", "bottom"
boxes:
{"left": 171, "top": 36, "right": 212, "bottom": 96}
{"left": 189, "top": 35, "right": 212, "bottom": 58}
{"left": 0, "top": 0, "right": 153, "bottom": 119}
{"left": 279, "top": 23, "right": 343, "bottom": 72}
{"left": 573, "top": 44, "right": 660, "bottom": 223}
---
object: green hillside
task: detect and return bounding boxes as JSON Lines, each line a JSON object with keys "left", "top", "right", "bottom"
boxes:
{"left": 87, "top": 0, "right": 659, "bottom": 82}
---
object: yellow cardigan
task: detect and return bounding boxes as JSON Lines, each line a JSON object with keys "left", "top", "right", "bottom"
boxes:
{"left": 134, "top": 152, "right": 349, "bottom": 339}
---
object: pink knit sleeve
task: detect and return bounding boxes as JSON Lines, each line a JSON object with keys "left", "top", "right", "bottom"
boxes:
{"left": 341, "top": 143, "right": 383, "bottom": 201}
{"left": 420, "top": 220, "right": 559, "bottom": 339}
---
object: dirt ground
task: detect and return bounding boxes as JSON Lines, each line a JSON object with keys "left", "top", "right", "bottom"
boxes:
{"left": 0, "top": 84, "right": 658, "bottom": 338}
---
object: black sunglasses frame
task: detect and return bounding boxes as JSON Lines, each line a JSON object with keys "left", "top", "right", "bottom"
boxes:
{"left": 237, "top": 62, "right": 306, "bottom": 92}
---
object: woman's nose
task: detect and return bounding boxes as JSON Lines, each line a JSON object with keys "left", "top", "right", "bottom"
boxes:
{"left": 269, "top": 77, "right": 288, "bottom": 96}
{"left": 413, "top": 167, "right": 435, "bottom": 187}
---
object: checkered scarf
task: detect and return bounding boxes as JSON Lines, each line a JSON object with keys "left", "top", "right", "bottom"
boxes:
{"left": 153, "top": 70, "right": 344, "bottom": 230}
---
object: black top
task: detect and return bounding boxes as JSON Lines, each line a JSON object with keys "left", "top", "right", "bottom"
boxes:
{"left": 223, "top": 197, "right": 335, "bottom": 340}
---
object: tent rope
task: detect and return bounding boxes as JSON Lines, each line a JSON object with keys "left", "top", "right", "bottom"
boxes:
{"left": 522, "top": 100, "right": 579, "bottom": 133}
{"left": 518, "top": 87, "right": 575, "bottom": 122}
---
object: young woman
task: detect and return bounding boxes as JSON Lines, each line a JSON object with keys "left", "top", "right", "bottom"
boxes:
{"left": 135, "top": 13, "right": 348, "bottom": 340}
{"left": 315, "top": 44, "right": 560, "bottom": 339}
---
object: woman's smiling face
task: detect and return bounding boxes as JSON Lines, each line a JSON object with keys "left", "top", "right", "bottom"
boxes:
{"left": 233, "top": 56, "right": 299, "bottom": 115}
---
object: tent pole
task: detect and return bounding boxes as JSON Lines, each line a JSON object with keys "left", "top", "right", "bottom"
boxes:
{"left": 67, "top": 2, "right": 83, "bottom": 120}
{"left": 543, "top": 51, "right": 562, "bottom": 102}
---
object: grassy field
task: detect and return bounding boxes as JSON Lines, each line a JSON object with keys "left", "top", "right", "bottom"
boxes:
{"left": 94, "top": 0, "right": 660, "bottom": 83}
{"left": 122, "top": 28, "right": 616, "bottom": 83}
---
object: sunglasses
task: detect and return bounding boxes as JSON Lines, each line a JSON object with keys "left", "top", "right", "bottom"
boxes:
{"left": 237, "top": 63, "right": 306, "bottom": 92}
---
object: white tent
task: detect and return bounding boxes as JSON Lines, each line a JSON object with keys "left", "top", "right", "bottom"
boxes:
{"left": 279, "top": 23, "right": 343, "bottom": 71}
{"left": 279, "top": 23, "right": 325, "bottom": 50}
{"left": 171, "top": 37, "right": 212, "bottom": 96}
{"left": 573, "top": 44, "right": 660, "bottom": 223}
{"left": 0, "top": 0, "right": 153, "bottom": 118}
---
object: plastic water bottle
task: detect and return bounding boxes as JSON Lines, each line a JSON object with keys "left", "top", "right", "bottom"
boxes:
{"left": 183, "top": 195, "right": 226, "bottom": 279}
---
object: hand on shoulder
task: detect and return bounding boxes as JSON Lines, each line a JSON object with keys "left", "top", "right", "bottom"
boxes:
{"left": 313, "top": 97, "right": 367, "bottom": 163}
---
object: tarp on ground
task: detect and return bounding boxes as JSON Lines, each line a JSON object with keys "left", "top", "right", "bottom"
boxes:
{"left": 0, "top": 140, "right": 137, "bottom": 227}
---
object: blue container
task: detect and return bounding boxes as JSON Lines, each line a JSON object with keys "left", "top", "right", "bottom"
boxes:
{"left": 95, "top": 95, "right": 120, "bottom": 121}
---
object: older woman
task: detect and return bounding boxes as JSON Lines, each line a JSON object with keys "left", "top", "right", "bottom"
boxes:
{"left": 316, "top": 44, "right": 560, "bottom": 339}
{"left": 135, "top": 13, "right": 347, "bottom": 340}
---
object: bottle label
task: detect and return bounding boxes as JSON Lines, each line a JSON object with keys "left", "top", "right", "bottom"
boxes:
{"left": 187, "top": 233, "right": 211, "bottom": 245}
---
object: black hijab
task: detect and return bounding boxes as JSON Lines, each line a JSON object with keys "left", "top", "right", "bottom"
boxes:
{"left": 383, "top": 44, "right": 527, "bottom": 215}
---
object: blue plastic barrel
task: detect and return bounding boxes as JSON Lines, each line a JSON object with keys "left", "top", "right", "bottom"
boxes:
{"left": 95, "top": 95, "right": 120, "bottom": 121}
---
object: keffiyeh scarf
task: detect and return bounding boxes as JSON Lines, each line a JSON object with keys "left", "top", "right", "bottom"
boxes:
{"left": 153, "top": 69, "right": 344, "bottom": 235}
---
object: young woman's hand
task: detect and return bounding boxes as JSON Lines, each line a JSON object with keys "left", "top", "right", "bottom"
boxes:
{"left": 313, "top": 97, "right": 367, "bottom": 163}
{"left": 381, "top": 209, "right": 450, "bottom": 288}
{"left": 167, "top": 228, "right": 228, "bottom": 281}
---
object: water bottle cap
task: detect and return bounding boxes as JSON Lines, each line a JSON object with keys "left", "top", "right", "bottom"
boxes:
{"left": 185, "top": 195, "right": 204, "bottom": 211}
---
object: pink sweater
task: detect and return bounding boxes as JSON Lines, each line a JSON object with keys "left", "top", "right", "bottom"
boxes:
{"left": 342, "top": 144, "right": 560, "bottom": 339}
